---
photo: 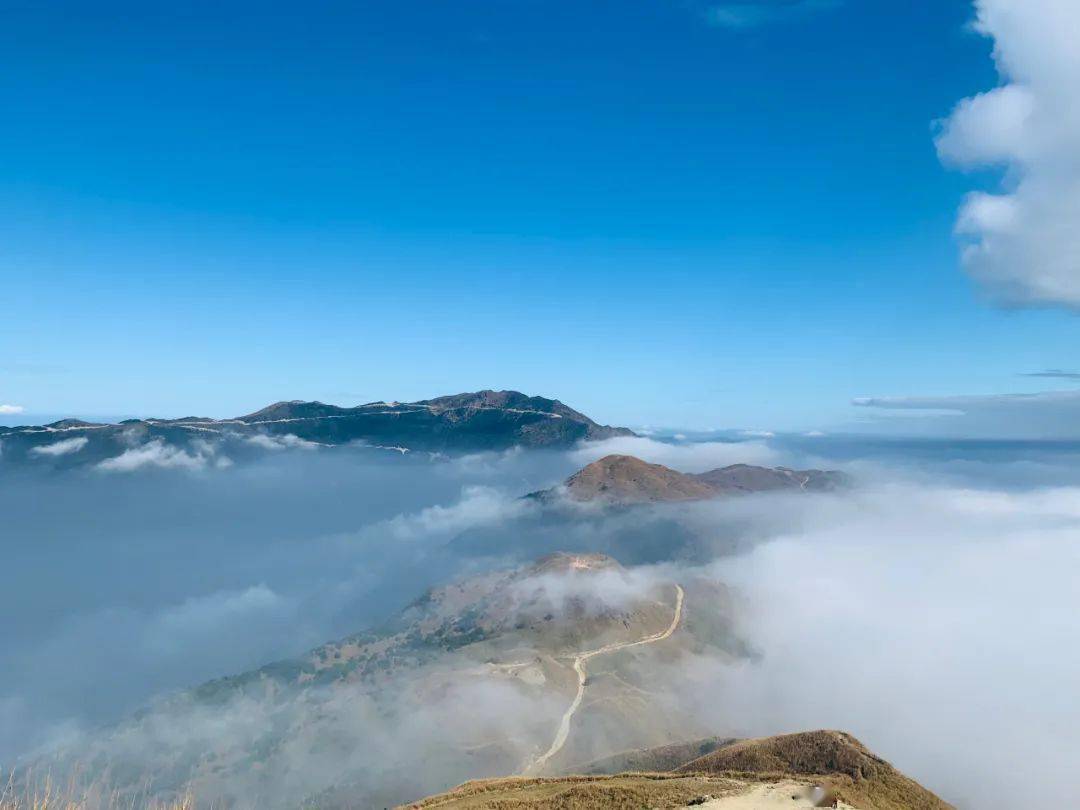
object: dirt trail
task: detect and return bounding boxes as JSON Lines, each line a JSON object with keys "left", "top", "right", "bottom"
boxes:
{"left": 697, "top": 781, "right": 854, "bottom": 808}
{"left": 523, "top": 584, "right": 684, "bottom": 775}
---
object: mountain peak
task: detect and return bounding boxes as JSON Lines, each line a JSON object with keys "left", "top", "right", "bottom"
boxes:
{"left": 43, "top": 418, "right": 104, "bottom": 429}
{"left": 538, "top": 454, "right": 847, "bottom": 504}
{"left": 417, "top": 389, "right": 570, "bottom": 417}
{"left": 238, "top": 400, "right": 343, "bottom": 422}
{"left": 527, "top": 551, "right": 623, "bottom": 576}
{"left": 562, "top": 455, "right": 718, "bottom": 503}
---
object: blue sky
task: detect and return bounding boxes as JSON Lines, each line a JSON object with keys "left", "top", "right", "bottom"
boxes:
{"left": 2, "top": 0, "right": 1079, "bottom": 431}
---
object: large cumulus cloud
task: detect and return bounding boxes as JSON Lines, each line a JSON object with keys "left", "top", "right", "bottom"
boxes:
{"left": 937, "top": 0, "right": 1080, "bottom": 307}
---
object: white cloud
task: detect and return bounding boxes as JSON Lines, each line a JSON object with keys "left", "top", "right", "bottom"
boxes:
{"left": 379, "top": 485, "right": 532, "bottom": 542}
{"left": 29, "top": 437, "right": 89, "bottom": 457}
{"left": 244, "top": 433, "right": 321, "bottom": 451}
{"left": 936, "top": 84, "right": 1034, "bottom": 167}
{"left": 509, "top": 564, "right": 673, "bottom": 620}
{"left": 571, "top": 435, "right": 781, "bottom": 473}
{"left": 97, "top": 438, "right": 224, "bottom": 472}
{"left": 686, "top": 483, "right": 1080, "bottom": 808}
{"left": 0, "top": 404, "right": 25, "bottom": 415}
{"left": 146, "top": 585, "right": 290, "bottom": 656}
{"left": 936, "top": 0, "right": 1080, "bottom": 307}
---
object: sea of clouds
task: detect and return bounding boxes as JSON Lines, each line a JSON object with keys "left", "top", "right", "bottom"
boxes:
{"left": 3, "top": 433, "right": 1079, "bottom": 808}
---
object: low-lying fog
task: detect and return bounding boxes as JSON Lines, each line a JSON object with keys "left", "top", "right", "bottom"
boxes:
{"left": 3, "top": 433, "right": 1079, "bottom": 808}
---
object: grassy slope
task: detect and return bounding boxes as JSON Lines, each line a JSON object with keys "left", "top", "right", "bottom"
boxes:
{"left": 401, "top": 774, "right": 743, "bottom": 809}
{"left": 675, "top": 731, "right": 952, "bottom": 810}
{"left": 399, "top": 730, "right": 954, "bottom": 810}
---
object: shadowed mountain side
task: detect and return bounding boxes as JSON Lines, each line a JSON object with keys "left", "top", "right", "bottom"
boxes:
{"left": 529, "top": 455, "right": 848, "bottom": 505}
{"left": 402, "top": 731, "right": 951, "bottom": 809}
{"left": 695, "top": 464, "right": 848, "bottom": 494}
{"left": 0, "top": 390, "right": 634, "bottom": 468}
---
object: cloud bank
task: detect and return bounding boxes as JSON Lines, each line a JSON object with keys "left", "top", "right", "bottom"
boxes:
{"left": 571, "top": 435, "right": 780, "bottom": 472}
{"left": 243, "top": 432, "right": 321, "bottom": 451}
{"left": 8, "top": 436, "right": 1080, "bottom": 807}
{"left": 685, "top": 483, "right": 1080, "bottom": 809}
{"left": 0, "top": 450, "right": 570, "bottom": 764}
{"left": 936, "top": 0, "right": 1080, "bottom": 307}
{"left": 96, "top": 438, "right": 231, "bottom": 472}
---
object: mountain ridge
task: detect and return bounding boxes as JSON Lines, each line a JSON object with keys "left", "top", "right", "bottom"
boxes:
{"left": 0, "top": 390, "right": 635, "bottom": 467}
{"left": 531, "top": 454, "right": 847, "bottom": 504}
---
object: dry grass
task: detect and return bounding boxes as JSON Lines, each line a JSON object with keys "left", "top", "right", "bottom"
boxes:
{"left": 676, "top": 731, "right": 953, "bottom": 810}
{"left": 401, "top": 773, "right": 744, "bottom": 809}
{"left": 577, "top": 737, "right": 738, "bottom": 775}
{"left": 1, "top": 770, "right": 194, "bottom": 810}
{"left": 404, "top": 731, "right": 955, "bottom": 810}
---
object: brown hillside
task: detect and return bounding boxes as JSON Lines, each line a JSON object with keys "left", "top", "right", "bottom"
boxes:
{"left": 577, "top": 736, "right": 738, "bottom": 775}
{"left": 692, "top": 464, "right": 845, "bottom": 493}
{"left": 403, "top": 730, "right": 952, "bottom": 809}
{"left": 677, "top": 730, "right": 952, "bottom": 810}
{"left": 562, "top": 455, "right": 717, "bottom": 503}
{"left": 535, "top": 455, "right": 847, "bottom": 504}
{"left": 400, "top": 773, "right": 749, "bottom": 809}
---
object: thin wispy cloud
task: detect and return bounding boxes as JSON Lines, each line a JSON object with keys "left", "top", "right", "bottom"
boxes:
{"left": 1020, "top": 369, "right": 1080, "bottom": 380}
{"left": 855, "top": 390, "right": 1080, "bottom": 411}
{"left": 29, "top": 437, "right": 89, "bottom": 457}
{"left": 853, "top": 388, "right": 1080, "bottom": 438}
{"left": 243, "top": 433, "right": 321, "bottom": 451}
{"left": 0, "top": 404, "right": 25, "bottom": 415}
{"left": 705, "top": 0, "right": 842, "bottom": 29}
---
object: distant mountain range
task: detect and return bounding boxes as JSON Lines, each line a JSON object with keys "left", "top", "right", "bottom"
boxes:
{"left": 530, "top": 454, "right": 847, "bottom": 504}
{"left": 0, "top": 390, "right": 634, "bottom": 467}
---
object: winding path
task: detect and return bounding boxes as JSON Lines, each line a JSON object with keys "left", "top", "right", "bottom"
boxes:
{"left": 523, "top": 584, "right": 684, "bottom": 775}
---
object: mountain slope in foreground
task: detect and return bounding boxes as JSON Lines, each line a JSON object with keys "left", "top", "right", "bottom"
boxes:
{"left": 532, "top": 455, "right": 847, "bottom": 505}
{"left": 33, "top": 554, "right": 745, "bottom": 809}
{"left": 403, "top": 730, "right": 951, "bottom": 810}
{"left": 0, "top": 390, "right": 633, "bottom": 467}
